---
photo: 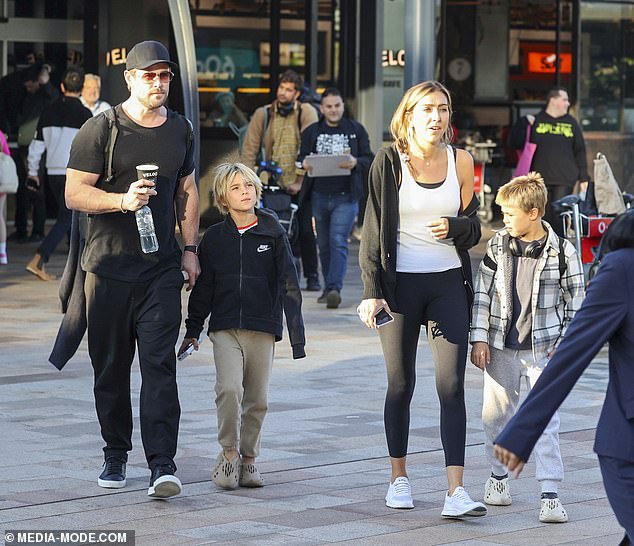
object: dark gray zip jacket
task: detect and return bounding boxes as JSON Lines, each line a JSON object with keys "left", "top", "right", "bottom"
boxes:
{"left": 359, "top": 144, "right": 481, "bottom": 310}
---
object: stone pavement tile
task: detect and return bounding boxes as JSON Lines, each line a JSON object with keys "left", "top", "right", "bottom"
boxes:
{"left": 173, "top": 520, "right": 297, "bottom": 542}
{"left": 264, "top": 493, "right": 358, "bottom": 513}
{"left": 252, "top": 506, "right": 366, "bottom": 529}
{"left": 284, "top": 520, "right": 404, "bottom": 543}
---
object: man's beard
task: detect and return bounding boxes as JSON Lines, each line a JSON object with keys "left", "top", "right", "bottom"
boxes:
{"left": 139, "top": 91, "right": 167, "bottom": 110}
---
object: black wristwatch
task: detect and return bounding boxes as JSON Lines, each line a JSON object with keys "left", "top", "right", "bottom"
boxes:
{"left": 183, "top": 245, "right": 198, "bottom": 254}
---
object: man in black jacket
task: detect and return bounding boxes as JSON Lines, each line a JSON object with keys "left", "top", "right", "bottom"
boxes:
{"left": 25, "top": 67, "right": 92, "bottom": 280}
{"left": 510, "top": 87, "right": 589, "bottom": 237}
{"left": 292, "top": 88, "right": 373, "bottom": 308}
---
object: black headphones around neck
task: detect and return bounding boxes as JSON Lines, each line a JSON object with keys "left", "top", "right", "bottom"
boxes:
{"left": 509, "top": 236, "right": 546, "bottom": 259}
{"left": 276, "top": 101, "right": 295, "bottom": 117}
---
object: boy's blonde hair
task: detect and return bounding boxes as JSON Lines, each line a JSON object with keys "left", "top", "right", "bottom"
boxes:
{"left": 212, "top": 162, "right": 262, "bottom": 214}
{"left": 390, "top": 80, "right": 454, "bottom": 154}
{"left": 495, "top": 171, "right": 547, "bottom": 217}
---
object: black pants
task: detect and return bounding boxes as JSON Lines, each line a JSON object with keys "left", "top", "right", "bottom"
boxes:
{"left": 37, "top": 175, "right": 71, "bottom": 261}
{"left": 544, "top": 184, "right": 574, "bottom": 238}
{"left": 378, "top": 269, "right": 469, "bottom": 466}
{"left": 85, "top": 269, "right": 183, "bottom": 469}
{"left": 292, "top": 195, "right": 319, "bottom": 280}
{"left": 14, "top": 145, "right": 46, "bottom": 237}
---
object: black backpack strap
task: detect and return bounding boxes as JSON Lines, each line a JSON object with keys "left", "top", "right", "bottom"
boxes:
{"left": 103, "top": 107, "right": 119, "bottom": 185}
{"left": 558, "top": 236, "right": 567, "bottom": 278}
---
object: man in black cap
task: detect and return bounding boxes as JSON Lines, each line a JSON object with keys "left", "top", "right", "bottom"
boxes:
{"left": 65, "top": 40, "right": 200, "bottom": 499}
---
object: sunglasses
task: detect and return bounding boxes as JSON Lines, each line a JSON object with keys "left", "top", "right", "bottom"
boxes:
{"left": 135, "top": 70, "right": 174, "bottom": 84}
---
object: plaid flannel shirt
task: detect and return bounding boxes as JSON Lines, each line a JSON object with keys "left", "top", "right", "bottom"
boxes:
{"left": 470, "top": 223, "right": 585, "bottom": 359}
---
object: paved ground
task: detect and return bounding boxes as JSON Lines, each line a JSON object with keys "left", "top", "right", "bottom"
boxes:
{"left": 0, "top": 224, "right": 624, "bottom": 545}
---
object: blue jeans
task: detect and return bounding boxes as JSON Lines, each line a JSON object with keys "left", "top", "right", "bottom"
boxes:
{"left": 312, "top": 191, "right": 358, "bottom": 292}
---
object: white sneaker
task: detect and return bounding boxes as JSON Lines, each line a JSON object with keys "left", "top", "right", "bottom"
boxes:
{"left": 385, "top": 476, "right": 414, "bottom": 509}
{"left": 484, "top": 476, "right": 512, "bottom": 506}
{"left": 539, "top": 497, "right": 568, "bottom": 523}
{"left": 441, "top": 486, "right": 487, "bottom": 518}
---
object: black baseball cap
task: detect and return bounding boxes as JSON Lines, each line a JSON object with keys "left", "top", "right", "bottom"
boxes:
{"left": 126, "top": 40, "right": 177, "bottom": 71}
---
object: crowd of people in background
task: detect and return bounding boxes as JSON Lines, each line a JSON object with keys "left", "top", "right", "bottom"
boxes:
{"left": 0, "top": 40, "right": 631, "bottom": 543}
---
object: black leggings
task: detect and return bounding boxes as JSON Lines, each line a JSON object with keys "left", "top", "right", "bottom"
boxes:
{"left": 379, "top": 269, "right": 469, "bottom": 466}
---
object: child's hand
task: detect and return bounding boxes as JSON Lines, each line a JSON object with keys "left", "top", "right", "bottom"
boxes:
{"left": 470, "top": 341, "right": 490, "bottom": 370}
{"left": 177, "top": 337, "right": 199, "bottom": 359}
{"left": 494, "top": 444, "right": 525, "bottom": 478}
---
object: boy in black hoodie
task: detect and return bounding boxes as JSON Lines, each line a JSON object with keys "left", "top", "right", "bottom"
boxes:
{"left": 179, "top": 162, "right": 305, "bottom": 490}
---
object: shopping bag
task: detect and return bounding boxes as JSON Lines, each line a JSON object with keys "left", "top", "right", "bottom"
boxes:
{"left": 0, "top": 152, "right": 19, "bottom": 193}
{"left": 512, "top": 123, "right": 536, "bottom": 178}
{"left": 593, "top": 152, "right": 625, "bottom": 215}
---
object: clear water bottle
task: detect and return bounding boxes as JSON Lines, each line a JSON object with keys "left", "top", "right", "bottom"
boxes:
{"left": 135, "top": 205, "right": 159, "bottom": 253}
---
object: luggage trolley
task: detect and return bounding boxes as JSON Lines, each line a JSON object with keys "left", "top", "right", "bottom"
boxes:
{"left": 555, "top": 193, "right": 633, "bottom": 280}
{"left": 464, "top": 139, "right": 496, "bottom": 223}
{"left": 256, "top": 160, "right": 299, "bottom": 243}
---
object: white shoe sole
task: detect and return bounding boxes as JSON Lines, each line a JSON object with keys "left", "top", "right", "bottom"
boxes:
{"left": 386, "top": 498, "right": 414, "bottom": 509}
{"left": 484, "top": 495, "right": 512, "bottom": 506}
{"left": 97, "top": 478, "right": 126, "bottom": 489}
{"left": 441, "top": 505, "right": 487, "bottom": 518}
{"left": 148, "top": 475, "right": 182, "bottom": 498}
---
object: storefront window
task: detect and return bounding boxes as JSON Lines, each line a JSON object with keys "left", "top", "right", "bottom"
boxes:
{"left": 580, "top": 2, "right": 634, "bottom": 133}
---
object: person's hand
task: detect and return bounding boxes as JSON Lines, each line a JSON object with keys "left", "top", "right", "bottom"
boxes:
{"left": 178, "top": 337, "right": 199, "bottom": 357}
{"left": 339, "top": 156, "right": 357, "bottom": 170}
{"left": 286, "top": 179, "right": 303, "bottom": 195}
{"left": 38, "top": 65, "right": 51, "bottom": 85}
{"left": 121, "top": 179, "right": 157, "bottom": 212}
{"left": 357, "top": 298, "right": 390, "bottom": 329}
{"left": 426, "top": 218, "right": 449, "bottom": 240}
{"left": 470, "top": 341, "right": 490, "bottom": 370}
{"left": 494, "top": 445, "right": 525, "bottom": 478}
{"left": 181, "top": 251, "right": 200, "bottom": 291}
{"left": 26, "top": 175, "right": 40, "bottom": 192}
{"left": 302, "top": 160, "right": 314, "bottom": 175}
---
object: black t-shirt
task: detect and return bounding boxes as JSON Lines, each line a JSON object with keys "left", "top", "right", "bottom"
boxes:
{"left": 67, "top": 105, "right": 195, "bottom": 282}
{"left": 308, "top": 123, "right": 353, "bottom": 195}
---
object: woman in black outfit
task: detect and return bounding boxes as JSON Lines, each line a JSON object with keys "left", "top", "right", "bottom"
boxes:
{"left": 358, "top": 80, "right": 485, "bottom": 518}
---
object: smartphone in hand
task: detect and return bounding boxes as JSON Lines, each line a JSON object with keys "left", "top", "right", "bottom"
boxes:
{"left": 374, "top": 308, "right": 394, "bottom": 328}
{"left": 177, "top": 337, "right": 201, "bottom": 361}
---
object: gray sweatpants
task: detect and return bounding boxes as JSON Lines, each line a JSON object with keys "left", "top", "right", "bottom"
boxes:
{"left": 483, "top": 346, "right": 564, "bottom": 493}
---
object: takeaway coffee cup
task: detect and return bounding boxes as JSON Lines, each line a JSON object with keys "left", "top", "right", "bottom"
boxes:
{"left": 136, "top": 164, "right": 159, "bottom": 186}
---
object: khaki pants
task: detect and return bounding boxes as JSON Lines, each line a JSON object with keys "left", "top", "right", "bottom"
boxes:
{"left": 210, "top": 329, "right": 275, "bottom": 458}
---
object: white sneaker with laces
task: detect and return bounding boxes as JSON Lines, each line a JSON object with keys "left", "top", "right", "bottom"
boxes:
{"left": 484, "top": 476, "right": 512, "bottom": 506}
{"left": 441, "top": 486, "right": 487, "bottom": 518}
{"left": 539, "top": 497, "right": 568, "bottom": 523}
{"left": 385, "top": 476, "right": 414, "bottom": 509}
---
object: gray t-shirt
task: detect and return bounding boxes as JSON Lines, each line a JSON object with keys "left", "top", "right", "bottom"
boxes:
{"left": 505, "top": 237, "right": 546, "bottom": 350}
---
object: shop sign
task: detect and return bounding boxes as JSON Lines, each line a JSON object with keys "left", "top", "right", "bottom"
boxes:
{"left": 382, "top": 49, "right": 405, "bottom": 67}
{"left": 527, "top": 52, "right": 572, "bottom": 74}
{"left": 106, "top": 48, "right": 127, "bottom": 66}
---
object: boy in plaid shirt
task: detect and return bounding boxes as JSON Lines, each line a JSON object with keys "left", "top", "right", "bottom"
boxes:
{"left": 470, "top": 172, "right": 584, "bottom": 523}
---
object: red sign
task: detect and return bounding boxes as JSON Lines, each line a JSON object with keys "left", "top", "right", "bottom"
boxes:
{"left": 527, "top": 52, "right": 572, "bottom": 74}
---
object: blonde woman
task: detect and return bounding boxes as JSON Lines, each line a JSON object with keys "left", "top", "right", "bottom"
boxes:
{"left": 358, "top": 81, "right": 485, "bottom": 517}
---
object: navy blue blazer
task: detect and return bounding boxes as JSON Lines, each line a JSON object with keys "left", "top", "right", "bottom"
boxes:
{"left": 496, "top": 248, "right": 634, "bottom": 463}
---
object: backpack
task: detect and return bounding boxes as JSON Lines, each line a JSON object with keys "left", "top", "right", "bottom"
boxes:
{"left": 0, "top": 151, "right": 19, "bottom": 193}
{"left": 232, "top": 92, "right": 321, "bottom": 159}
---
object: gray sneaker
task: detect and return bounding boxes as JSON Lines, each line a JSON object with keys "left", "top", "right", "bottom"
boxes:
{"left": 239, "top": 463, "right": 264, "bottom": 487}
{"left": 326, "top": 289, "right": 341, "bottom": 309}
{"left": 212, "top": 452, "right": 240, "bottom": 490}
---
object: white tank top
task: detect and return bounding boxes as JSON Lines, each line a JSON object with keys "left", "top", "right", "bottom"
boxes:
{"left": 396, "top": 146, "right": 462, "bottom": 273}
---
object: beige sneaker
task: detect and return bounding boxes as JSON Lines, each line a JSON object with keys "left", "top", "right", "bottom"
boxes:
{"left": 484, "top": 476, "right": 512, "bottom": 506}
{"left": 239, "top": 463, "right": 264, "bottom": 487}
{"left": 212, "top": 452, "right": 240, "bottom": 490}
{"left": 539, "top": 497, "right": 568, "bottom": 523}
{"left": 25, "top": 254, "right": 56, "bottom": 281}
